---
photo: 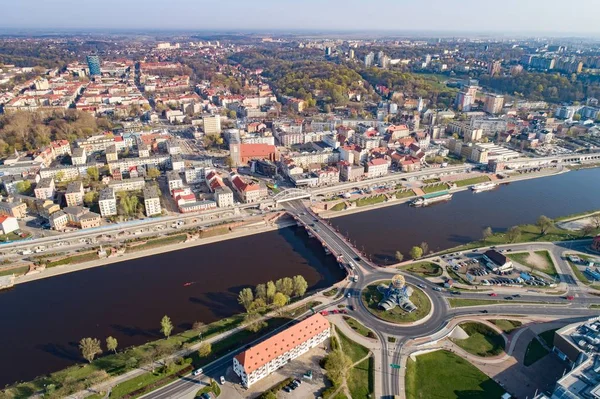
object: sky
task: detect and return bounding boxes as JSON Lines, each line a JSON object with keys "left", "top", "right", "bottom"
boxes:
{"left": 1, "top": 0, "right": 599, "bottom": 36}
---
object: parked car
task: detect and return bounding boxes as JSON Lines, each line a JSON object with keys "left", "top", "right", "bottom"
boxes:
{"left": 489, "top": 293, "right": 498, "bottom": 297}
{"left": 220, "top": 376, "right": 225, "bottom": 384}
{"left": 192, "top": 368, "right": 203, "bottom": 376}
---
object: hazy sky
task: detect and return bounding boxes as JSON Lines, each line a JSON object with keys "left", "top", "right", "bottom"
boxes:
{"left": 2, "top": 0, "right": 599, "bottom": 35}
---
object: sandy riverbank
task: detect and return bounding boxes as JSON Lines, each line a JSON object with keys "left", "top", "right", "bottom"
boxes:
{"left": 15, "top": 219, "right": 297, "bottom": 285}
{"left": 319, "top": 168, "right": 568, "bottom": 219}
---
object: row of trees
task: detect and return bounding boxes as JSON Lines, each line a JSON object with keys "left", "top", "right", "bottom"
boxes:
{"left": 395, "top": 241, "right": 430, "bottom": 262}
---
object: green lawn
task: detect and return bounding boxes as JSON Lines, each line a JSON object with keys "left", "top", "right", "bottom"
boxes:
{"left": 395, "top": 189, "right": 416, "bottom": 199}
{"left": 343, "top": 316, "right": 376, "bottom": 339}
{"left": 422, "top": 178, "right": 440, "bottom": 184}
{"left": 347, "top": 357, "right": 373, "bottom": 399}
{"left": 406, "top": 350, "right": 505, "bottom": 399}
{"left": 352, "top": 195, "right": 387, "bottom": 207}
{"left": 400, "top": 261, "right": 442, "bottom": 277}
{"left": 422, "top": 183, "right": 449, "bottom": 194}
{"left": 336, "top": 327, "right": 369, "bottom": 363}
{"left": 523, "top": 337, "right": 549, "bottom": 366}
{"left": 591, "top": 304, "right": 600, "bottom": 309}
{"left": 490, "top": 319, "right": 522, "bottom": 334}
{"left": 0, "top": 265, "right": 29, "bottom": 277}
{"left": 361, "top": 282, "right": 431, "bottom": 324}
{"left": 454, "top": 175, "right": 491, "bottom": 187}
{"left": 323, "top": 288, "right": 338, "bottom": 297}
{"left": 507, "top": 250, "right": 557, "bottom": 277}
{"left": 330, "top": 202, "right": 347, "bottom": 211}
{"left": 126, "top": 234, "right": 187, "bottom": 253}
{"left": 448, "top": 298, "right": 543, "bottom": 308}
{"left": 46, "top": 252, "right": 100, "bottom": 268}
{"left": 110, "top": 359, "right": 192, "bottom": 398}
{"left": 451, "top": 322, "right": 505, "bottom": 357}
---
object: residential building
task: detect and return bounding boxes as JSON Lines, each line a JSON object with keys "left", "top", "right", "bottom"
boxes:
{"left": 167, "top": 170, "right": 184, "bottom": 191}
{"left": 71, "top": 147, "right": 87, "bottom": 166}
{"left": 0, "top": 215, "right": 19, "bottom": 235}
{"left": 179, "top": 200, "right": 217, "bottom": 213}
{"left": 233, "top": 314, "right": 330, "bottom": 388}
{"left": 0, "top": 175, "right": 22, "bottom": 195}
{"left": 339, "top": 161, "right": 365, "bottom": 182}
{"left": 98, "top": 188, "right": 117, "bottom": 217}
{"left": 483, "top": 94, "right": 504, "bottom": 114}
{"left": 185, "top": 167, "right": 209, "bottom": 184}
{"left": 86, "top": 55, "right": 101, "bottom": 76}
{"left": 36, "top": 199, "right": 60, "bottom": 219}
{"left": 0, "top": 200, "right": 27, "bottom": 219}
{"left": 34, "top": 177, "right": 55, "bottom": 200}
{"left": 107, "top": 177, "right": 145, "bottom": 192}
{"left": 315, "top": 167, "right": 340, "bottom": 186}
{"left": 464, "top": 128, "right": 484, "bottom": 143}
{"left": 214, "top": 186, "right": 234, "bottom": 208}
{"left": 455, "top": 91, "right": 473, "bottom": 112}
{"left": 39, "top": 165, "right": 81, "bottom": 181}
{"left": 105, "top": 144, "right": 118, "bottom": 162}
{"left": 488, "top": 60, "right": 501, "bottom": 76}
{"left": 203, "top": 114, "right": 222, "bottom": 135}
{"left": 143, "top": 186, "right": 162, "bottom": 216}
{"left": 231, "top": 175, "right": 267, "bottom": 203}
{"left": 366, "top": 158, "right": 390, "bottom": 178}
{"left": 170, "top": 155, "right": 185, "bottom": 172}
{"left": 65, "top": 181, "right": 84, "bottom": 207}
{"left": 49, "top": 211, "right": 68, "bottom": 230}
{"left": 167, "top": 140, "right": 181, "bottom": 155}
{"left": 50, "top": 206, "right": 101, "bottom": 230}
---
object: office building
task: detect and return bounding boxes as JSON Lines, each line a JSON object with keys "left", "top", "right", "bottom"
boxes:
{"left": 233, "top": 314, "right": 330, "bottom": 388}
{"left": 86, "top": 55, "right": 101, "bottom": 76}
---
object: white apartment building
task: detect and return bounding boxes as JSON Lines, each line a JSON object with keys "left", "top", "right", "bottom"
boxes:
{"left": 184, "top": 167, "right": 209, "bottom": 184}
{"left": 233, "top": 314, "right": 330, "bottom": 388}
{"left": 203, "top": 114, "right": 221, "bottom": 135}
{"left": 214, "top": 186, "right": 234, "bottom": 207}
{"left": 71, "top": 147, "right": 87, "bottom": 166}
{"left": 108, "top": 177, "right": 146, "bottom": 192}
{"left": 34, "top": 177, "right": 55, "bottom": 200}
{"left": 170, "top": 155, "right": 185, "bottom": 172}
{"left": 167, "top": 170, "right": 184, "bottom": 191}
{"left": 143, "top": 186, "right": 162, "bottom": 216}
{"left": 98, "top": 188, "right": 117, "bottom": 217}
{"left": 366, "top": 158, "right": 390, "bottom": 178}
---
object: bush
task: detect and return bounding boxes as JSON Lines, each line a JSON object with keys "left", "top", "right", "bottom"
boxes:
{"left": 330, "top": 336, "right": 339, "bottom": 351}
{"left": 367, "top": 331, "right": 376, "bottom": 339}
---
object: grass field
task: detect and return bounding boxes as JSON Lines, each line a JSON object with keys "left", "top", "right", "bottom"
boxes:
{"left": 422, "top": 183, "right": 449, "bottom": 194}
{"left": 454, "top": 175, "right": 491, "bottom": 187}
{"left": 406, "top": 350, "right": 505, "bottom": 399}
{"left": 362, "top": 282, "right": 431, "bottom": 323}
{"left": 46, "top": 251, "right": 100, "bottom": 268}
{"left": 399, "top": 261, "right": 442, "bottom": 277}
{"left": 347, "top": 357, "right": 373, "bottom": 399}
{"left": 523, "top": 337, "right": 549, "bottom": 366}
{"left": 395, "top": 189, "right": 416, "bottom": 199}
{"left": 330, "top": 202, "right": 347, "bottom": 211}
{"left": 343, "top": 316, "right": 375, "bottom": 339}
{"left": 448, "top": 298, "right": 543, "bottom": 308}
{"left": 352, "top": 195, "right": 387, "bottom": 207}
{"left": 452, "top": 322, "right": 505, "bottom": 357}
{"left": 490, "top": 319, "right": 522, "bottom": 334}
{"left": 507, "top": 250, "right": 557, "bottom": 277}
{"left": 126, "top": 234, "right": 187, "bottom": 253}
{"left": 336, "top": 327, "right": 369, "bottom": 363}
{"left": 110, "top": 359, "right": 192, "bottom": 398}
{"left": 0, "top": 265, "right": 29, "bottom": 277}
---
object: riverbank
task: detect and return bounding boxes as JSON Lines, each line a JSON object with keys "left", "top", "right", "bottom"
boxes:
{"left": 15, "top": 218, "right": 297, "bottom": 285}
{"left": 320, "top": 167, "right": 569, "bottom": 219}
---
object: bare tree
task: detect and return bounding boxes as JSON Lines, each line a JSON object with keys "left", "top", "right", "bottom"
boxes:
{"left": 79, "top": 338, "right": 102, "bottom": 363}
{"left": 482, "top": 227, "right": 493, "bottom": 242}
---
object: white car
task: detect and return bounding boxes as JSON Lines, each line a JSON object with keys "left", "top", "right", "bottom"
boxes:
{"left": 220, "top": 376, "right": 225, "bottom": 384}
{"left": 192, "top": 368, "right": 203, "bottom": 376}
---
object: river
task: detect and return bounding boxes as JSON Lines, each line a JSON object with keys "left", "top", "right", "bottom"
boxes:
{"left": 0, "top": 227, "right": 345, "bottom": 387}
{"left": 331, "top": 168, "right": 600, "bottom": 264}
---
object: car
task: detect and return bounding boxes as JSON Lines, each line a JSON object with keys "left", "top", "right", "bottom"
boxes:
{"left": 320, "top": 310, "right": 329, "bottom": 316}
{"left": 192, "top": 368, "right": 203, "bottom": 376}
{"left": 513, "top": 294, "right": 521, "bottom": 298}
{"left": 294, "top": 379, "right": 302, "bottom": 385}
{"left": 566, "top": 295, "right": 575, "bottom": 300}
{"left": 505, "top": 296, "right": 513, "bottom": 300}
{"left": 481, "top": 310, "right": 489, "bottom": 313}
{"left": 332, "top": 309, "right": 339, "bottom": 314}
{"left": 283, "top": 386, "right": 291, "bottom": 393}
{"left": 433, "top": 287, "right": 442, "bottom": 292}
{"left": 346, "top": 292, "right": 351, "bottom": 298}
{"left": 489, "top": 292, "right": 498, "bottom": 297}
{"left": 451, "top": 291, "right": 461, "bottom": 295}
{"left": 354, "top": 256, "right": 361, "bottom": 261}
{"left": 347, "top": 305, "right": 354, "bottom": 311}
{"left": 289, "top": 384, "right": 297, "bottom": 390}
{"left": 220, "top": 376, "right": 225, "bottom": 385}
{"left": 201, "top": 394, "right": 211, "bottom": 399}
{"left": 418, "top": 284, "right": 426, "bottom": 289}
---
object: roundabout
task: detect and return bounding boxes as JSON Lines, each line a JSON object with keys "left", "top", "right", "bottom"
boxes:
{"left": 361, "top": 276, "right": 433, "bottom": 325}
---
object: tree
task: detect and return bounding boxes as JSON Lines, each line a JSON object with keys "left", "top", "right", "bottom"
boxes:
{"left": 536, "top": 215, "right": 553, "bottom": 235}
{"left": 225, "top": 156, "right": 234, "bottom": 168}
{"left": 482, "top": 227, "right": 493, "bottom": 242}
{"left": 198, "top": 341, "right": 212, "bottom": 358}
{"left": 238, "top": 287, "right": 254, "bottom": 312}
{"left": 248, "top": 298, "right": 267, "bottom": 313}
{"left": 395, "top": 251, "right": 404, "bottom": 262}
{"left": 266, "top": 281, "right": 276, "bottom": 303}
{"left": 119, "top": 193, "right": 139, "bottom": 217}
{"left": 276, "top": 277, "right": 294, "bottom": 296}
{"left": 419, "top": 241, "right": 429, "bottom": 255}
{"left": 192, "top": 321, "right": 206, "bottom": 334}
{"left": 255, "top": 283, "right": 267, "bottom": 301}
{"left": 272, "top": 292, "right": 288, "bottom": 309}
{"left": 160, "top": 315, "right": 173, "bottom": 339}
{"left": 126, "top": 357, "right": 138, "bottom": 369}
{"left": 581, "top": 224, "right": 596, "bottom": 237}
{"left": 86, "top": 166, "right": 99, "bottom": 181}
{"left": 84, "top": 191, "right": 98, "bottom": 207}
{"left": 15, "top": 180, "right": 32, "bottom": 194}
{"left": 162, "top": 358, "right": 174, "bottom": 375}
{"left": 324, "top": 349, "right": 352, "bottom": 386}
{"left": 409, "top": 246, "right": 423, "bottom": 260}
{"left": 244, "top": 312, "right": 267, "bottom": 332}
{"left": 292, "top": 275, "right": 308, "bottom": 297}
{"left": 106, "top": 336, "right": 118, "bottom": 354}
{"left": 79, "top": 337, "right": 102, "bottom": 363}
{"left": 506, "top": 226, "right": 521, "bottom": 243}
{"left": 591, "top": 214, "right": 600, "bottom": 229}
{"left": 147, "top": 167, "right": 161, "bottom": 179}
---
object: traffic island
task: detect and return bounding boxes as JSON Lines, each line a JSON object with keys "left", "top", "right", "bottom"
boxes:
{"left": 361, "top": 279, "right": 432, "bottom": 324}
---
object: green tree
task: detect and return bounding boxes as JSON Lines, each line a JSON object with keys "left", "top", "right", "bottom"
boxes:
{"left": 106, "top": 336, "right": 118, "bottom": 354}
{"left": 506, "top": 226, "right": 521, "bottom": 243}
{"left": 79, "top": 337, "right": 102, "bottom": 363}
{"left": 395, "top": 251, "right": 404, "bottom": 262}
{"left": 86, "top": 166, "right": 99, "bottom": 181}
{"left": 409, "top": 246, "right": 423, "bottom": 260}
{"left": 15, "top": 180, "right": 32, "bottom": 194}
{"left": 482, "top": 226, "right": 493, "bottom": 242}
{"left": 272, "top": 292, "right": 288, "bottom": 309}
{"left": 292, "top": 275, "right": 308, "bottom": 297}
{"left": 225, "top": 156, "right": 234, "bottom": 168}
{"left": 536, "top": 215, "right": 553, "bottom": 235}
{"left": 276, "top": 277, "right": 294, "bottom": 296}
{"left": 84, "top": 191, "right": 98, "bottom": 207}
{"left": 238, "top": 287, "right": 254, "bottom": 312}
{"left": 244, "top": 312, "right": 267, "bottom": 332}
{"left": 126, "top": 357, "right": 138, "bottom": 369}
{"left": 55, "top": 171, "right": 65, "bottom": 182}
{"left": 266, "top": 280, "right": 276, "bottom": 303}
{"left": 324, "top": 349, "right": 352, "bottom": 386}
{"left": 198, "top": 341, "right": 212, "bottom": 358}
{"left": 160, "top": 315, "right": 173, "bottom": 339}
{"left": 119, "top": 193, "right": 140, "bottom": 217}
{"left": 147, "top": 167, "right": 161, "bottom": 179}
{"left": 255, "top": 283, "right": 267, "bottom": 301}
